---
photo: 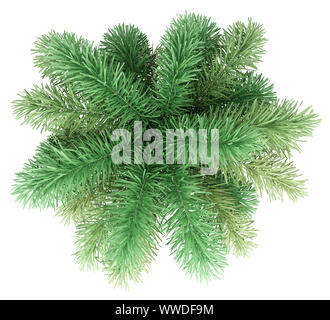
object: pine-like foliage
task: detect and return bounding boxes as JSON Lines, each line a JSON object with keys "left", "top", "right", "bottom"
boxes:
{"left": 12, "top": 13, "right": 320, "bottom": 287}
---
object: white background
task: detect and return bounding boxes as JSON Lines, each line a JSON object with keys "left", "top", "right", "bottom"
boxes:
{"left": 1, "top": 0, "right": 329, "bottom": 299}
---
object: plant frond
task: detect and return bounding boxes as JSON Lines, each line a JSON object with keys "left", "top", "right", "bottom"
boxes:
{"left": 220, "top": 18, "right": 267, "bottom": 71}
{"left": 74, "top": 204, "right": 112, "bottom": 271}
{"left": 100, "top": 24, "right": 155, "bottom": 87}
{"left": 56, "top": 184, "right": 113, "bottom": 226}
{"left": 221, "top": 152, "right": 307, "bottom": 201}
{"left": 221, "top": 99, "right": 321, "bottom": 155}
{"left": 12, "top": 131, "right": 116, "bottom": 209}
{"left": 196, "top": 71, "right": 275, "bottom": 108}
{"left": 103, "top": 165, "right": 164, "bottom": 287}
{"left": 227, "top": 72, "right": 275, "bottom": 104}
{"left": 166, "top": 111, "right": 262, "bottom": 167}
{"left": 203, "top": 175, "right": 258, "bottom": 257}
{"left": 13, "top": 84, "right": 115, "bottom": 134}
{"left": 163, "top": 167, "right": 227, "bottom": 281}
{"left": 154, "top": 13, "right": 221, "bottom": 116}
{"left": 196, "top": 19, "right": 267, "bottom": 108}
{"left": 33, "top": 31, "right": 159, "bottom": 126}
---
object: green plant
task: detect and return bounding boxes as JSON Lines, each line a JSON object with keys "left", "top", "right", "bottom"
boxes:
{"left": 12, "top": 13, "right": 320, "bottom": 287}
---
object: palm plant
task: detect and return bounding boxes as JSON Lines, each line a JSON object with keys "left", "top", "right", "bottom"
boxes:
{"left": 12, "top": 13, "right": 320, "bottom": 287}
